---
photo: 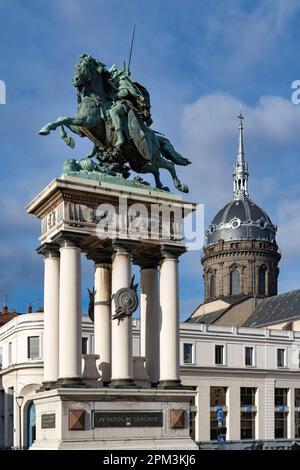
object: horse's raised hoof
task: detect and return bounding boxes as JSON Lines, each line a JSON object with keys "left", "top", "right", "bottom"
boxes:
{"left": 39, "top": 125, "right": 50, "bottom": 136}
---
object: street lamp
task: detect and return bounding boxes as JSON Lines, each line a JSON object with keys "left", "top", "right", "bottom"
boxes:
{"left": 15, "top": 395, "right": 24, "bottom": 449}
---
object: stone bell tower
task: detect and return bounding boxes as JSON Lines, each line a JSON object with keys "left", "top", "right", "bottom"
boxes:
{"left": 202, "top": 113, "right": 281, "bottom": 304}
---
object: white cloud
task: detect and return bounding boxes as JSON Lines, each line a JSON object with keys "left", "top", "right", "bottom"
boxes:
{"left": 276, "top": 198, "right": 300, "bottom": 263}
{"left": 199, "top": 0, "right": 300, "bottom": 82}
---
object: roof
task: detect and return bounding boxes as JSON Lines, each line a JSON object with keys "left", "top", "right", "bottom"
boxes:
{"left": 187, "top": 295, "right": 252, "bottom": 324}
{"left": 0, "top": 312, "right": 21, "bottom": 326}
{"left": 206, "top": 197, "right": 277, "bottom": 246}
{"left": 188, "top": 308, "right": 229, "bottom": 325}
{"left": 243, "top": 289, "right": 300, "bottom": 328}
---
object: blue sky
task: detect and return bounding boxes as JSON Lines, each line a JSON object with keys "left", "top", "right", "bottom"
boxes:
{"left": 1, "top": 0, "right": 300, "bottom": 319}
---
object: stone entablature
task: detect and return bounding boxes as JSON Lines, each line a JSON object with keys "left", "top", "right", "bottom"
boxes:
{"left": 26, "top": 176, "right": 196, "bottom": 251}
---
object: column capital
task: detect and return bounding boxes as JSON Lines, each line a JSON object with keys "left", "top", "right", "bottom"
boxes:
{"left": 112, "top": 238, "right": 139, "bottom": 255}
{"left": 36, "top": 242, "right": 60, "bottom": 258}
{"left": 86, "top": 249, "right": 112, "bottom": 265}
{"left": 134, "top": 254, "right": 160, "bottom": 269}
{"left": 160, "top": 244, "right": 186, "bottom": 260}
{"left": 52, "top": 230, "right": 88, "bottom": 248}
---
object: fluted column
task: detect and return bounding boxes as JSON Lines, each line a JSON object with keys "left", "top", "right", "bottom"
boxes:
{"left": 38, "top": 243, "right": 60, "bottom": 387}
{"left": 140, "top": 258, "right": 160, "bottom": 385}
{"left": 110, "top": 240, "right": 136, "bottom": 388}
{"left": 57, "top": 237, "right": 82, "bottom": 385}
{"left": 158, "top": 245, "right": 185, "bottom": 389}
{"left": 90, "top": 252, "right": 112, "bottom": 385}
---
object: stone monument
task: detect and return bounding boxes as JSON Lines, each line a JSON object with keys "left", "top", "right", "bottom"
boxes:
{"left": 26, "top": 54, "right": 198, "bottom": 449}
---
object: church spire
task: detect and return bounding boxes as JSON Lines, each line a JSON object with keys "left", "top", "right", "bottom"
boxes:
{"left": 233, "top": 110, "right": 249, "bottom": 200}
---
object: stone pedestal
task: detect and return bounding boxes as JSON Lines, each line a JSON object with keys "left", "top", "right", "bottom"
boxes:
{"left": 27, "top": 176, "right": 197, "bottom": 448}
{"left": 30, "top": 388, "right": 198, "bottom": 450}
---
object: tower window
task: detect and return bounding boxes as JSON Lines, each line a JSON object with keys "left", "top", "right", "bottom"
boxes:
{"left": 230, "top": 270, "right": 240, "bottom": 295}
{"left": 210, "top": 274, "right": 216, "bottom": 299}
{"left": 259, "top": 266, "right": 267, "bottom": 296}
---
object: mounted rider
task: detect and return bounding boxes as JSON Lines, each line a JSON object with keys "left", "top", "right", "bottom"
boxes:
{"left": 109, "top": 64, "right": 153, "bottom": 147}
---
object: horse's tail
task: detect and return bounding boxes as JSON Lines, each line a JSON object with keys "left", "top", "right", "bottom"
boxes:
{"left": 157, "top": 135, "right": 191, "bottom": 166}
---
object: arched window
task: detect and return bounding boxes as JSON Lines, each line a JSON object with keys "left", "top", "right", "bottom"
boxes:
{"left": 230, "top": 270, "right": 240, "bottom": 295}
{"left": 259, "top": 266, "right": 267, "bottom": 296}
{"left": 210, "top": 274, "right": 216, "bottom": 299}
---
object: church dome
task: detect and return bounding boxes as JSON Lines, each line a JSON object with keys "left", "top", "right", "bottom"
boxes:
{"left": 206, "top": 198, "right": 277, "bottom": 246}
{"left": 205, "top": 112, "right": 277, "bottom": 247}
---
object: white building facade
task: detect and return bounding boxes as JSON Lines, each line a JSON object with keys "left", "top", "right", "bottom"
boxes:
{"left": 1, "top": 313, "right": 300, "bottom": 449}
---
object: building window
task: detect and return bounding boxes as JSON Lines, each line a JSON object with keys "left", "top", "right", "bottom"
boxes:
{"left": 277, "top": 348, "right": 285, "bottom": 367}
{"left": 275, "top": 412, "right": 288, "bottom": 439}
{"left": 209, "top": 274, "right": 216, "bottom": 299}
{"left": 27, "top": 336, "right": 40, "bottom": 359}
{"left": 0, "top": 348, "right": 2, "bottom": 368}
{"left": 295, "top": 411, "right": 300, "bottom": 439}
{"left": 259, "top": 266, "right": 267, "bottom": 296}
{"left": 295, "top": 389, "right": 300, "bottom": 438}
{"left": 215, "top": 345, "right": 224, "bottom": 365}
{"left": 82, "top": 337, "right": 88, "bottom": 354}
{"left": 8, "top": 342, "right": 12, "bottom": 365}
{"left": 275, "top": 388, "right": 288, "bottom": 439}
{"left": 275, "top": 388, "right": 288, "bottom": 407}
{"left": 210, "top": 387, "right": 227, "bottom": 441}
{"left": 240, "top": 387, "right": 257, "bottom": 439}
{"left": 245, "top": 347, "right": 254, "bottom": 366}
{"left": 230, "top": 270, "right": 240, "bottom": 295}
{"left": 241, "top": 412, "right": 256, "bottom": 440}
{"left": 183, "top": 343, "right": 193, "bottom": 364}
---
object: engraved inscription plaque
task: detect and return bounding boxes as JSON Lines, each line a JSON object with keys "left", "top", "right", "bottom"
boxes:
{"left": 93, "top": 411, "right": 163, "bottom": 428}
{"left": 41, "top": 413, "right": 56, "bottom": 429}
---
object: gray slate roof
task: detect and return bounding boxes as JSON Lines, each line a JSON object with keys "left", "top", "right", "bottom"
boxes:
{"left": 206, "top": 198, "right": 277, "bottom": 246}
{"left": 243, "top": 289, "right": 300, "bottom": 327}
{"left": 188, "top": 308, "right": 228, "bottom": 325}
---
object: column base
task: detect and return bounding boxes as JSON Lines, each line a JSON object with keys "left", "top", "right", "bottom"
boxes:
{"left": 157, "top": 380, "right": 182, "bottom": 390}
{"left": 109, "top": 379, "right": 137, "bottom": 389}
{"left": 38, "top": 381, "right": 58, "bottom": 392}
{"left": 53, "top": 377, "right": 87, "bottom": 388}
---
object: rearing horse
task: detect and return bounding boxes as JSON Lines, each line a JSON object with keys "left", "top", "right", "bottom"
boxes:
{"left": 39, "top": 54, "right": 190, "bottom": 193}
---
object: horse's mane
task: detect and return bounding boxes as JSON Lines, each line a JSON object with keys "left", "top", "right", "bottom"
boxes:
{"left": 77, "top": 54, "right": 116, "bottom": 100}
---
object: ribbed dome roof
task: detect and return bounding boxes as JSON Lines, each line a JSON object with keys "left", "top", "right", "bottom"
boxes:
{"left": 206, "top": 198, "right": 277, "bottom": 246}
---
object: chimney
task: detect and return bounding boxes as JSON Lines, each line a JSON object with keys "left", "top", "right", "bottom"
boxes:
{"left": 1, "top": 304, "right": 8, "bottom": 315}
{"left": 27, "top": 303, "right": 33, "bottom": 314}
